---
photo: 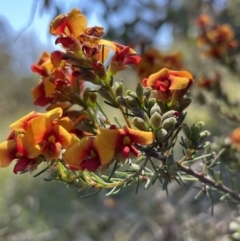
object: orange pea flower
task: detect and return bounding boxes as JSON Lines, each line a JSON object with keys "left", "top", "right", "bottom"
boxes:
{"left": 195, "top": 15, "right": 238, "bottom": 59}
{"left": 96, "top": 126, "right": 154, "bottom": 163}
{"left": 142, "top": 68, "right": 193, "bottom": 103}
{"left": 51, "top": 9, "right": 106, "bottom": 62}
{"left": 50, "top": 8, "right": 87, "bottom": 38}
{"left": 0, "top": 135, "right": 41, "bottom": 174}
{"left": 25, "top": 115, "right": 73, "bottom": 160}
{"left": 63, "top": 136, "right": 115, "bottom": 171}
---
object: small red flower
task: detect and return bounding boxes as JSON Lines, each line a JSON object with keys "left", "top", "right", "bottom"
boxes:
{"left": 108, "top": 43, "right": 142, "bottom": 75}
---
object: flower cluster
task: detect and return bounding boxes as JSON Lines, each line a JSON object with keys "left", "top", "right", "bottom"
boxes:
{"left": 195, "top": 14, "right": 238, "bottom": 59}
{"left": 1, "top": 6, "right": 240, "bottom": 210}
{"left": 0, "top": 8, "right": 195, "bottom": 195}
{"left": 0, "top": 108, "right": 74, "bottom": 173}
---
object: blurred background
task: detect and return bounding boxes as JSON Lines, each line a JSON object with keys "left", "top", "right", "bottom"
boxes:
{"left": 0, "top": 0, "right": 240, "bottom": 240}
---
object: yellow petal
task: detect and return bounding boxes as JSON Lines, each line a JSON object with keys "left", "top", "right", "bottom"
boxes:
{"left": 44, "top": 107, "right": 63, "bottom": 120}
{"left": 63, "top": 137, "right": 92, "bottom": 169}
{"left": 168, "top": 76, "right": 190, "bottom": 90}
{"left": 43, "top": 77, "right": 56, "bottom": 97}
{"left": 94, "top": 135, "right": 115, "bottom": 165}
{"left": 25, "top": 116, "right": 52, "bottom": 144}
{"left": 67, "top": 9, "right": 87, "bottom": 37}
{"left": 0, "top": 140, "right": 16, "bottom": 167}
{"left": 147, "top": 68, "right": 169, "bottom": 85}
{"left": 53, "top": 124, "right": 73, "bottom": 148}
{"left": 99, "top": 39, "right": 137, "bottom": 54}
{"left": 10, "top": 111, "right": 37, "bottom": 130}
{"left": 168, "top": 70, "right": 193, "bottom": 80}
{"left": 16, "top": 135, "right": 41, "bottom": 158}
{"left": 126, "top": 127, "right": 154, "bottom": 145}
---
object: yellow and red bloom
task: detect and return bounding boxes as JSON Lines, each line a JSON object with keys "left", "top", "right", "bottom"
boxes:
{"left": 96, "top": 126, "right": 154, "bottom": 163}
{"left": 51, "top": 9, "right": 106, "bottom": 62}
{"left": 24, "top": 115, "right": 73, "bottom": 160}
{"left": 0, "top": 134, "right": 41, "bottom": 174}
{"left": 50, "top": 8, "right": 87, "bottom": 38}
{"left": 63, "top": 136, "right": 115, "bottom": 171}
{"left": 142, "top": 68, "right": 193, "bottom": 103}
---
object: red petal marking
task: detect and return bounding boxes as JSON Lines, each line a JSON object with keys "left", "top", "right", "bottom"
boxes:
{"left": 80, "top": 156, "right": 101, "bottom": 172}
{"left": 55, "top": 37, "right": 76, "bottom": 47}
{"left": 0, "top": 140, "right": 17, "bottom": 167}
{"left": 13, "top": 158, "right": 30, "bottom": 174}
{"left": 155, "top": 80, "right": 169, "bottom": 92}
{"left": 31, "top": 64, "right": 47, "bottom": 76}
{"left": 123, "top": 55, "right": 142, "bottom": 65}
{"left": 130, "top": 145, "right": 139, "bottom": 157}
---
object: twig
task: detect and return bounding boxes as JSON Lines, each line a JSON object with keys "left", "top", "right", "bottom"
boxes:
{"left": 177, "top": 163, "right": 240, "bottom": 203}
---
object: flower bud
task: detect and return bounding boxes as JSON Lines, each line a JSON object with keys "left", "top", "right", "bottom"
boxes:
{"left": 143, "top": 86, "right": 152, "bottom": 101}
{"left": 198, "top": 130, "right": 211, "bottom": 145}
{"left": 181, "top": 123, "right": 191, "bottom": 139}
{"left": 116, "top": 96, "right": 128, "bottom": 108}
{"left": 132, "top": 117, "right": 149, "bottom": 131}
{"left": 156, "top": 128, "right": 168, "bottom": 142}
{"left": 113, "top": 82, "right": 124, "bottom": 97}
{"left": 194, "top": 121, "right": 205, "bottom": 136}
{"left": 131, "top": 107, "right": 151, "bottom": 126}
{"left": 136, "top": 82, "right": 143, "bottom": 100}
{"left": 98, "top": 87, "right": 116, "bottom": 104}
{"left": 161, "top": 110, "right": 179, "bottom": 124}
{"left": 147, "top": 98, "right": 156, "bottom": 112}
{"left": 126, "top": 90, "right": 137, "bottom": 98}
{"left": 150, "top": 112, "right": 162, "bottom": 130}
{"left": 150, "top": 103, "right": 161, "bottom": 116}
{"left": 204, "top": 141, "right": 212, "bottom": 154}
{"left": 125, "top": 96, "right": 139, "bottom": 109}
{"left": 162, "top": 117, "right": 177, "bottom": 131}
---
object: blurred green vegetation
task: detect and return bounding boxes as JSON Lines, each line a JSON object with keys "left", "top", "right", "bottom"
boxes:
{"left": 1, "top": 0, "right": 240, "bottom": 240}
